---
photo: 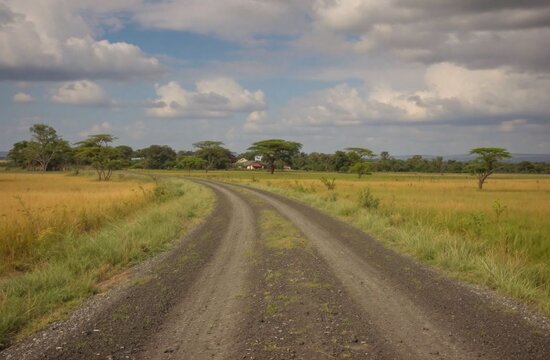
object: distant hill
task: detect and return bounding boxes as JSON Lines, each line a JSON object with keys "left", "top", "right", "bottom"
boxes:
{"left": 393, "top": 154, "right": 550, "bottom": 163}
{"left": 0, "top": 151, "right": 7, "bottom": 160}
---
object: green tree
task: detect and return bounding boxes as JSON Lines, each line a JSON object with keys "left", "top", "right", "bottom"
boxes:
{"left": 7, "top": 141, "right": 34, "bottom": 169}
{"left": 176, "top": 156, "right": 207, "bottom": 174}
{"left": 193, "top": 141, "right": 232, "bottom": 171}
{"left": 467, "top": 147, "right": 511, "bottom": 190}
{"left": 27, "top": 124, "right": 66, "bottom": 171}
{"left": 248, "top": 139, "right": 302, "bottom": 174}
{"left": 345, "top": 147, "right": 376, "bottom": 162}
{"left": 346, "top": 147, "right": 376, "bottom": 176}
{"left": 75, "top": 134, "right": 122, "bottom": 181}
{"left": 349, "top": 161, "right": 373, "bottom": 178}
{"left": 140, "top": 145, "right": 176, "bottom": 169}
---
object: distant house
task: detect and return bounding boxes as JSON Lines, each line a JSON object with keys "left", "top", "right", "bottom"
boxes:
{"left": 246, "top": 162, "right": 264, "bottom": 170}
{"left": 236, "top": 158, "right": 248, "bottom": 164}
{"left": 283, "top": 165, "right": 292, "bottom": 171}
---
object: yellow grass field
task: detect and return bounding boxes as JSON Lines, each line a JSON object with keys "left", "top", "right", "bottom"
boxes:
{"left": 0, "top": 172, "right": 155, "bottom": 275}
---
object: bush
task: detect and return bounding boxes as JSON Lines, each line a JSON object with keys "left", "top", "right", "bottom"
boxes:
{"left": 358, "top": 188, "right": 380, "bottom": 209}
{"left": 320, "top": 177, "right": 336, "bottom": 190}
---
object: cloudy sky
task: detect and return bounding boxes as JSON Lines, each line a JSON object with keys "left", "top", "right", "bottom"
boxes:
{"left": 1, "top": 0, "right": 549, "bottom": 155}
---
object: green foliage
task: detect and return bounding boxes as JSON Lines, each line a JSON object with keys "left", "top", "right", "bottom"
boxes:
{"left": 139, "top": 145, "right": 177, "bottom": 169}
{"left": 320, "top": 177, "right": 336, "bottom": 190}
{"left": 248, "top": 139, "right": 302, "bottom": 174}
{"left": 468, "top": 147, "right": 512, "bottom": 190}
{"left": 358, "top": 188, "right": 380, "bottom": 209}
{"left": 8, "top": 124, "right": 70, "bottom": 171}
{"left": 193, "top": 141, "right": 233, "bottom": 171}
{"left": 176, "top": 156, "right": 207, "bottom": 173}
{"left": 349, "top": 161, "right": 372, "bottom": 178}
{"left": 492, "top": 200, "right": 507, "bottom": 222}
{"left": 75, "top": 134, "right": 121, "bottom": 181}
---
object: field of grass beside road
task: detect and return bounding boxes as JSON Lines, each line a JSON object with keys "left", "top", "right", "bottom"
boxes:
{"left": 0, "top": 172, "right": 214, "bottom": 349}
{"left": 150, "top": 170, "right": 550, "bottom": 316}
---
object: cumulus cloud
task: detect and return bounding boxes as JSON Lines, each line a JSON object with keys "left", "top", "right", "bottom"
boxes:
{"left": 13, "top": 92, "right": 33, "bottom": 103}
{"left": 243, "top": 111, "right": 268, "bottom": 133}
{"left": 283, "top": 63, "right": 550, "bottom": 127}
{"left": 307, "top": 0, "right": 550, "bottom": 72}
{"left": 51, "top": 80, "right": 113, "bottom": 106}
{"left": 148, "top": 78, "right": 266, "bottom": 119}
{"left": 0, "top": 0, "right": 161, "bottom": 81}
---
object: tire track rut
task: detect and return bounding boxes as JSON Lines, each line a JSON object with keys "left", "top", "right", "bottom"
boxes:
{"left": 138, "top": 182, "right": 255, "bottom": 359}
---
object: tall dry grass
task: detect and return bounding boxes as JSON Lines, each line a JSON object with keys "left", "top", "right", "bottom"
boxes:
{"left": 0, "top": 173, "right": 155, "bottom": 275}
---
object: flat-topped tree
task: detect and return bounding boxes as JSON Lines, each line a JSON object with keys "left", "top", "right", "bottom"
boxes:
{"left": 75, "top": 134, "right": 122, "bottom": 181}
{"left": 248, "top": 139, "right": 302, "bottom": 174}
{"left": 345, "top": 147, "right": 376, "bottom": 161}
{"left": 468, "top": 147, "right": 511, "bottom": 190}
{"left": 345, "top": 147, "right": 376, "bottom": 178}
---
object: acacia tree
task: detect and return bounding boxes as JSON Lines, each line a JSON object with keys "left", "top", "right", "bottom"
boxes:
{"left": 75, "top": 134, "right": 122, "bottom": 181}
{"left": 193, "top": 141, "right": 232, "bottom": 171}
{"left": 248, "top": 139, "right": 302, "bottom": 174}
{"left": 26, "top": 124, "right": 66, "bottom": 171}
{"left": 468, "top": 147, "right": 511, "bottom": 190}
{"left": 345, "top": 147, "right": 376, "bottom": 177}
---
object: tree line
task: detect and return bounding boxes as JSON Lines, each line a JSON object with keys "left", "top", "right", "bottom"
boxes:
{"left": 6, "top": 124, "right": 550, "bottom": 184}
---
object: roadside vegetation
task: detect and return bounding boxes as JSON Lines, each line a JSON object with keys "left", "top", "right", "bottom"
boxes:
{"left": 153, "top": 170, "right": 550, "bottom": 316}
{"left": 0, "top": 172, "right": 213, "bottom": 349}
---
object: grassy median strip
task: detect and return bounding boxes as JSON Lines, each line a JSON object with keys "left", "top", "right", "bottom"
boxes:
{"left": 0, "top": 175, "right": 213, "bottom": 349}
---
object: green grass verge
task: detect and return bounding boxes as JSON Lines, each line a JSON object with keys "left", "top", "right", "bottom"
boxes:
{"left": 0, "top": 179, "right": 213, "bottom": 349}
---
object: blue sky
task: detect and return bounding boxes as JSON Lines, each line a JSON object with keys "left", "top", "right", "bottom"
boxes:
{"left": 1, "top": 0, "right": 549, "bottom": 155}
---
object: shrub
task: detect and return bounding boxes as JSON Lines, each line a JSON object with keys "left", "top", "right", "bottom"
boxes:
{"left": 358, "top": 188, "right": 380, "bottom": 209}
{"left": 320, "top": 177, "right": 336, "bottom": 190}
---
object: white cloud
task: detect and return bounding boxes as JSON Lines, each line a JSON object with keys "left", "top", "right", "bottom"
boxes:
{"left": 243, "top": 111, "right": 268, "bottom": 133}
{"left": 79, "top": 121, "right": 113, "bottom": 138}
{"left": 133, "top": 0, "right": 310, "bottom": 42}
{"left": 306, "top": 0, "right": 550, "bottom": 72}
{"left": 0, "top": 1, "right": 161, "bottom": 81}
{"left": 13, "top": 92, "right": 33, "bottom": 103}
{"left": 51, "top": 80, "right": 112, "bottom": 106}
{"left": 148, "top": 78, "right": 267, "bottom": 119}
{"left": 283, "top": 63, "right": 550, "bottom": 127}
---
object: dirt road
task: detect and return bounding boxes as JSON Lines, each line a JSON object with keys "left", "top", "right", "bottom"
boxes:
{"left": 2, "top": 180, "right": 549, "bottom": 360}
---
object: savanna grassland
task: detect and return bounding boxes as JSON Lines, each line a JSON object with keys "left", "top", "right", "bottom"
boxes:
{"left": 0, "top": 172, "right": 214, "bottom": 348}
{"left": 151, "top": 170, "right": 550, "bottom": 315}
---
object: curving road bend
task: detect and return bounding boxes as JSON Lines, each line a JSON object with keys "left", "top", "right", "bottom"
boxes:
{"left": 1, "top": 179, "right": 548, "bottom": 360}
